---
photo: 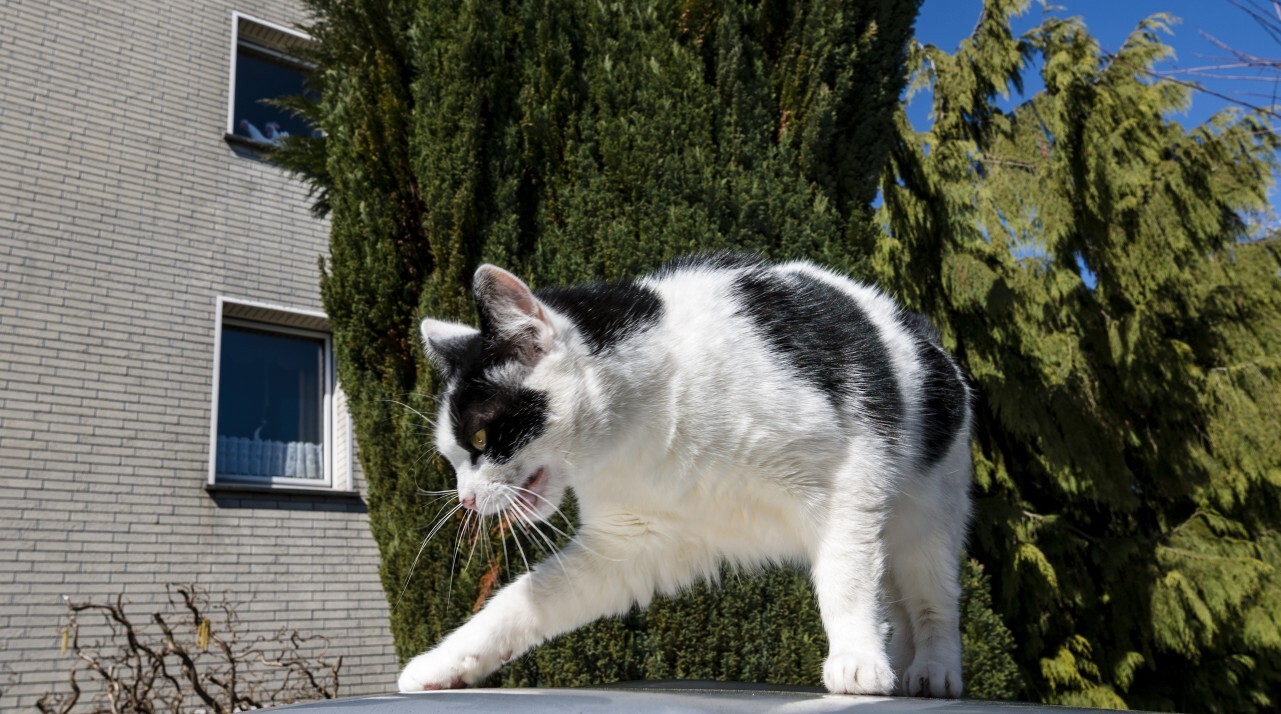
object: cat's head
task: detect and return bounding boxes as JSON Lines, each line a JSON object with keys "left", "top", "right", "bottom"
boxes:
{"left": 419, "top": 265, "right": 576, "bottom": 521}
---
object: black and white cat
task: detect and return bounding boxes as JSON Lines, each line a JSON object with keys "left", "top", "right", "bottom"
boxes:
{"left": 400, "top": 253, "right": 972, "bottom": 697}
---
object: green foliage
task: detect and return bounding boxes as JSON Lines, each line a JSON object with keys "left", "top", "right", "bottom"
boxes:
{"left": 502, "top": 560, "right": 1017, "bottom": 692}
{"left": 275, "top": 0, "right": 1022, "bottom": 699}
{"left": 961, "top": 559, "right": 1023, "bottom": 700}
{"left": 879, "top": 1, "right": 1281, "bottom": 710}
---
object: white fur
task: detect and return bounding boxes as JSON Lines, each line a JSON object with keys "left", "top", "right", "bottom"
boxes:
{"left": 401, "top": 260, "right": 972, "bottom": 697}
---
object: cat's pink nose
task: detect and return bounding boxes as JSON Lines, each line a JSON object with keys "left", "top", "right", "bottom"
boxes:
{"left": 460, "top": 494, "right": 477, "bottom": 511}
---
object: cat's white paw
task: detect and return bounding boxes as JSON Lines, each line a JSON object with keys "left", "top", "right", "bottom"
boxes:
{"left": 901, "top": 656, "right": 962, "bottom": 698}
{"left": 397, "top": 645, "right": 498, "bottom": 692}
{"left": 823, "top": 649, "right": 897, "bottom": 695}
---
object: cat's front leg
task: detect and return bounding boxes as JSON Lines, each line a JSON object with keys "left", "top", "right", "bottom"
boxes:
{"left": 398, "top": 526, "right": 687, "bottom": 691}
{"left": 812, "top": 506, "right": 896, "bottom": 696}
{"left": 396, "top": 572, "right": 538, "bottom": 691}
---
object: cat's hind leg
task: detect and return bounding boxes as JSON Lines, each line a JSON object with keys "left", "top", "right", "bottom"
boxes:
{"left": 885, "top": 439, "right": 971, "bottom": 698}
{"left": 886, "top": 581, "right": 916, "bottom": 675}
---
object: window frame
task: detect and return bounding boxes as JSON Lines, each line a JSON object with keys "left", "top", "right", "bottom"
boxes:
{"left": 208, "top": 297, "right": 350, "bottom": 492}
{"left": 225, "top": 11, "right": 314, "bottom": 146}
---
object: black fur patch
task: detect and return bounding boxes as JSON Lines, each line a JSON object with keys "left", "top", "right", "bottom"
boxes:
{"left": 429, "top": 332, "right": 482, "bottom": 381}
{"left": 536, "top": 281, "right": 663, "bottom": 355}
{"left": 902, "top": 313, "right": 968, "bottom": 468}
{"left": 449, "top": 376, "right": 550, "bottom": 465}
{"left": 733, "top": 268, "right": 902, "bottom": 437}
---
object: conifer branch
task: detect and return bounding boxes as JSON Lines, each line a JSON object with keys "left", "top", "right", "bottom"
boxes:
{"left": 1021, "top": 510, "right": 1099, "bottom": 544}
{"left": 1109, "top": 54, "right": 1281, "bottom": 121}
{"left": 979, "top": 153, "right": 1040, "bottom": 171}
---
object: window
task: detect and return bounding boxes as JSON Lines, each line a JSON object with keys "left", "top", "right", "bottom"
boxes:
{"left": 209, "top": 298, "right": 352, "bottom": 491}
{"left": 217, "top": 325, "right": 327, "bottom": 482}
{"left": 226, "top": 13, "right": 316, "bottom": 147}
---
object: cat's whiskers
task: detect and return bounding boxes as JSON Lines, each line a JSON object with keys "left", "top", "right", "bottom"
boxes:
{"left": 415, "top": 494, "right": 464, "bottom": 531}
{"left": 472, "top": 512, "right": 484, "bottom": 558}
{"left": 497, "top": 483, "right": 567, "bottom": 551}
{"left": 498, "top": 513, "right": 512, "bottom": 580}
{"left": 505, "top": 487, "right": 579, "bottom": 543}
{"left": 507, "top": 499, "right": 570, "bottom": 580}
{"left": 397, "top": 500, "right": 466, "bottom": 606}
{"left": 505, "top": 484, "right": 577, "bottom": 530}
{"left": 445, "top": 509, "right": 473, "bottom": 604}
{"left": 483, "top": 513, "right": 499, "bottom": 564}
{"left": 383, "top": 397, "right": 439, "bottom": 427}
{"left": 411, "top": 495, "right": 455, "bottom": 515}
{"left": 462, "top": 510, "right": 485, "bottom": 573}
{"left": 505, "top": 511, "right": 533, "bottom": 575}
{"left": 391, "top": 388, "right": 443, "bottom": 404}
{"left": 385, "top": 396, "right": 442, "bottom": 467}
{"left": 504, "top": 484, "right": 622, "bottom": 563}
{"left": 412, "top": 489, "right": 458, "bottom": 512}
{"left": 410, "top": 444, "right": 443, "bottom": 470}
{"left": 507, "top": 499, "right": 555, "bottom": 552}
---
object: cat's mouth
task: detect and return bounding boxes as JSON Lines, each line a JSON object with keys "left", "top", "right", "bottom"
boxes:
{"left": 512, "top": 466, "right": 548, "bottom": 513}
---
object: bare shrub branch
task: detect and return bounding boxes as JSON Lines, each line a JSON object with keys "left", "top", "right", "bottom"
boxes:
{"left": 37, "top": 584, "right": 341, "bottom": 713}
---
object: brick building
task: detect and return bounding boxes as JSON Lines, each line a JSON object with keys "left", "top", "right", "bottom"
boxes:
{"left": 0, "top": 0, "right": 399, "bottom": 707}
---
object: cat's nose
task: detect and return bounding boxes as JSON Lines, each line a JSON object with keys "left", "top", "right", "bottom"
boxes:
{"left": 460, "top": 494, "right": 477, "bottom": 511}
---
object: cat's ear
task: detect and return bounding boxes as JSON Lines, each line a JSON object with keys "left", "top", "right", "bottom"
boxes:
{"left": 473, "top": 264, "right": 554, "bottom": 365}
{"left": 420, "top": 318, "right": 481, "bottom": 379}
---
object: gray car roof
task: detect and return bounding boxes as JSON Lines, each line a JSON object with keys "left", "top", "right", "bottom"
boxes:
{"left": 275, "top": 683, "right": 1113, "bottom": 713}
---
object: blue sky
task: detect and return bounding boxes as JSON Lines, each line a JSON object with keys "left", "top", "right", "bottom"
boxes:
{"left": 910, "top": 0, "right": 1281, "bottom": 130}
{"left": 903, "top": 1, "right": 1281, "bottom": 283}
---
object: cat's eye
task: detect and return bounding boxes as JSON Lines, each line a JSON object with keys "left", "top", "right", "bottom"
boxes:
{"left": 471, "top": 428, "right": 487, "bottom": 452}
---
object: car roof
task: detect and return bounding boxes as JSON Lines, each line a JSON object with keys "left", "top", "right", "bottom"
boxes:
{"left": 275, "top": 682, "right": 1114, "bottom": 713}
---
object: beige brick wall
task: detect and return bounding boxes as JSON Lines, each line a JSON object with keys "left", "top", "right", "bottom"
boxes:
{"left": 0, "top": 0, "right": 399, "bottom": 707}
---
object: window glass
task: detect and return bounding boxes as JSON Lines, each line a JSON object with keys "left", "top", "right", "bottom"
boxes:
{"left": 216, "top": 325, "right": 325, "bottom": 481}
{"left": 232, "top": 46, "right": 313, "bottom": 144}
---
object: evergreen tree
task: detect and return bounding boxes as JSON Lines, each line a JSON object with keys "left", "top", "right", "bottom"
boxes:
{"left": 275, "top": 0, "right": 1021, "bottom": 697}
{"left": 878, "top": 1, "right": 1281, "bottom": 710}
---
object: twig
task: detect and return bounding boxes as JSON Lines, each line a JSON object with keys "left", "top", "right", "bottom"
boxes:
{"left": 38, "top": 584, "right": 341, "bottom": 712}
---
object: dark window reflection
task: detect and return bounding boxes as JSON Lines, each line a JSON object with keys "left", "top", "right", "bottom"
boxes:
{"left": 232, "top": 46, "right": 315, "bottom": 144}
{"left": 216, "top": 326, "right": 326, "bottom": 480}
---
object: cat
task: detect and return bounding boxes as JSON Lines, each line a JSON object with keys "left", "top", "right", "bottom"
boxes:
{"left": 399, "top": 253, "right": 972, "bottom": 697}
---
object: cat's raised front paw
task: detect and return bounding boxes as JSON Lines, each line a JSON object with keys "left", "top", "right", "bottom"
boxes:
{"left": 397, "top": 646, "right": 495, "bottom": 692}
{"left": 901, "top": 657, "right": 962, "bottom": 698}
{"left": 823, "top": 649, "right": 896, "bottom": 696}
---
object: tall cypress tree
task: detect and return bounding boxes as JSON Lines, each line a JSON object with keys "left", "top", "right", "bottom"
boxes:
{"left": 878, "top": 1, "right": 1281, "bottom": 710}
{"left": 275, "top": 0, "right": 1020, "bottom": 696}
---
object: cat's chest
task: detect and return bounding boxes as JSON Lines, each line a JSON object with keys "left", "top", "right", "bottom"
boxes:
{"left": 693, "top": 477, "right": 815, "bottom": 556}
{"left": 580, "top": 462, "right": 817, "bottom": 562}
